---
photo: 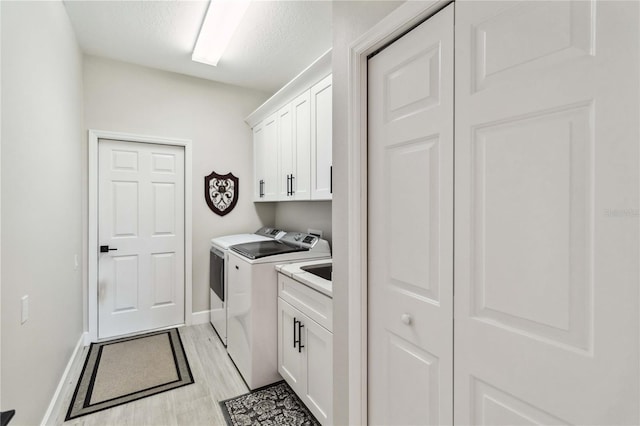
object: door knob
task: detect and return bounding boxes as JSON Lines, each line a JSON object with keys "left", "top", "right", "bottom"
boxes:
{"left": 401, "top": 313, "right": 412, "bottom": 325}
{"left": 100, "top": 245, "right": 118, "bottom": 253}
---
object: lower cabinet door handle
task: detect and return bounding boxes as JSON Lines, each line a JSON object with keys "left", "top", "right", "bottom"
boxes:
{"left": 293, "top": 318, "right": 298, "bottom": 348}
{"left": 297, "top": 322, "right": 305, "bottom": 353}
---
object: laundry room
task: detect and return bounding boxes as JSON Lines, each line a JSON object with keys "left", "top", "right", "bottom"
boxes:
{"left": 2, "top": 1, "right": 640, "bottom": 425}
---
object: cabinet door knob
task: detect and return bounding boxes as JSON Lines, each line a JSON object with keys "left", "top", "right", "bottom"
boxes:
{"left": 235, "top": 265, "right": 239, "bottom": 270}
{"left": 401, "top": 313, "right": 412, "bottom": 325}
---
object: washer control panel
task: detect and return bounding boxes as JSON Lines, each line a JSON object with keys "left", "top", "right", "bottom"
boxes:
{"left": 280, "top": 232, "right": 318, "bottom": 249}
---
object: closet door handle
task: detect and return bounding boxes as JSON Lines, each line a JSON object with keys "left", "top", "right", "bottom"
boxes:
{"left": 297, "top": 322, "right": 305, "bottom": 353}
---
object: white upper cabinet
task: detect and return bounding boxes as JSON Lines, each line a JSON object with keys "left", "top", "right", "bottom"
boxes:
{"left": 277, "top": 102, "right": 294, "bottom": 199}
{"left": 246, "top": 50, "right": 331, "bottom": 202}
{"left": 254, "top": 112, "right": 279, "bottom": 202}
{"left": 277, "top": 91, "right": 312, "bottom": 201}
{"left": 310, "top": 74, "right": 332, "bottom": 200}
{"left": 252, "top": 122, "right": 264, "bottom": 201}
{"left": 291, "top": 91, "right": 311, "bottom": 200}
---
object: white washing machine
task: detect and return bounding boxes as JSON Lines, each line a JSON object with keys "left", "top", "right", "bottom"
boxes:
{"left": 226, "top": 232, "right": 331, "bottom": 389}
{"left": 209, "top": 227, "right": 285, "bottom": 346}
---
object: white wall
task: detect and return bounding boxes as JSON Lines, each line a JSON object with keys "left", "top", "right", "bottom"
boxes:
{"left": 1, "top": 2, "right": 85, "bottom": 424}
{"left": 331, "top": 1, "right": 403, "bottom": 424}
{"left": 83, "top": 56, "right": 273, "bottom": 314}
{"left": 275, "top": 201, "right": 332, "bottom": 243}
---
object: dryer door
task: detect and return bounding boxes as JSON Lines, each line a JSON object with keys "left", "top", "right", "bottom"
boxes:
{"left": 210, "top": 247, "right": 225, "bottom": 301}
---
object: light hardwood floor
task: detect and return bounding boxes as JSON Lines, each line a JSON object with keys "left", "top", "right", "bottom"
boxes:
{"left": 51, "top": 324, "right": 249, "bottom": 425}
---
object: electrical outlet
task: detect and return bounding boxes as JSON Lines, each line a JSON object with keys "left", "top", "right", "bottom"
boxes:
{"left": 21, "top": 295, "right": 29, "bottom": 324}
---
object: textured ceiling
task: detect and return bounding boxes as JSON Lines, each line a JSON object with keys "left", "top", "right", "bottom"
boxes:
{"left": 63, "top": 1, "right": 332, "bottom": 93}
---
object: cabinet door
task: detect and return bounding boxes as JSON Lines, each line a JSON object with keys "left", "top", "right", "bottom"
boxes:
{"left": 277, "top": 103, "right": 294, "bottom": 200}
{"left": 253, "top": 122, "right": 264, "bottom": 201}
{"left": 310, "top": 74, "right": 332, "bottom": 200}
{"left": 262, "top": 112, "right": 279, "bottom": 201}
{"left": 278, "top": 298, "right": 305, "bottom": 393}
{"left": 292, "top": 90, "right": 311, "bottom": 200}
{"left": 302, "top": 314, "right": 333, "bottom": 425}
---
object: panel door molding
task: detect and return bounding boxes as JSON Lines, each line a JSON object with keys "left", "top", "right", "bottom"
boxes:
{"left": 367, "top": 4, "right": 454, "bottom": 425}
{"left": 98, "top": 139, "right": 186, "bottom": 339}
{"left": 454, "top": 1, "right": 640, "bottom": 424}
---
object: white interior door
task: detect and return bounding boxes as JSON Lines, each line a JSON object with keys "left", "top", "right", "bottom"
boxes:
{"left": 454, "top": 1, "right": 639, "bottom": 424}
{"left": 98, "top": 139, "right": 185, "bottom": 339}
{"left": 368, "top": 4, "right": 454, "bottom": 425}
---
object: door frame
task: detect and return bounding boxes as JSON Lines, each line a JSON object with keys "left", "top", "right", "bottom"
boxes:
{"left": 87, "top": 129, "right": 193, "bottom": 344}
{"left": 345, "top": 1, "right": 449, "bottom": 424}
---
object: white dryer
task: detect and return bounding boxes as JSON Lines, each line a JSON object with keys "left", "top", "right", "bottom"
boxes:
{"left": 210, "top": 227, "right": 285, "bottom": 346}
{"left": 226, "top": 232, "right": 331, "bottom": 389}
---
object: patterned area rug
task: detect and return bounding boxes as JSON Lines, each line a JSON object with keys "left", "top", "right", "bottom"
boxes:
{"left": 65, "top": 328, "right": 194, "bottom": 420}
{"left": 220, "top": 381, "right": 320, "bottom": 426}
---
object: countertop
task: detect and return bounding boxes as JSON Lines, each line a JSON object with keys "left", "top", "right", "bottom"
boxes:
{"left": 276, "top": 259, "right": 332, "bottom": 297}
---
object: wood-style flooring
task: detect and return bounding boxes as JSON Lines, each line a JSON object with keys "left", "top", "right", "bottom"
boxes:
{"left": 51, "top": 324, "right": 248, "bottom": 425}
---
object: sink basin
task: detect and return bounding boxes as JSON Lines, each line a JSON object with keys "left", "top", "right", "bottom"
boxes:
{"left": 300, "top": 263, "right": 332, "bottom": 281}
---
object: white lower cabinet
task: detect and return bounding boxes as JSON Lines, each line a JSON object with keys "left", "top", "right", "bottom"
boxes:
{"left": 277, "top": 277, "right": 332, "bottom": 425}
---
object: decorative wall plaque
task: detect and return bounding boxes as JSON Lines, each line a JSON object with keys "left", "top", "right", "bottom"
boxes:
{"left": 205, "top": 171, "right": 239, "bottom": 216}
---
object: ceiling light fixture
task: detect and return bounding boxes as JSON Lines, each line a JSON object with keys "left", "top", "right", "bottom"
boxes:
{"left": 192, "top": 0, "right": 251, "bottom": 67}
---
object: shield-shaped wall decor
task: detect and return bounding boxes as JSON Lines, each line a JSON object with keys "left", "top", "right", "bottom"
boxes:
{"left": 204, "top": 171, "right": 239, "bottom": 216}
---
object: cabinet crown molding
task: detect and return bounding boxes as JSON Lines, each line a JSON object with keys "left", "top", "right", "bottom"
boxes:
{"left": 245, "top": 49, "right": 332, "bottom": 128}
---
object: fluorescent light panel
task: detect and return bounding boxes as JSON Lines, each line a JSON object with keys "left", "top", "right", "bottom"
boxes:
{"left": 192, "top": 0, "right": 251, "bottom": 67}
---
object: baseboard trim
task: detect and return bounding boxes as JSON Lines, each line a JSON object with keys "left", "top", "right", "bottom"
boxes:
{"left": 41, "top": 332, "right": 87, "bottom": 425}
{"left": 191, "top": 310, "right": 211, "bottom": 325}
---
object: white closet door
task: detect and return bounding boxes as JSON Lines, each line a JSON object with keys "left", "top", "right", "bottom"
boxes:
{"left": 454, "top": 1, "right": 640, "bottom": 424}
{"left": 368, "top": 4, "right": 454, "bottom": 425}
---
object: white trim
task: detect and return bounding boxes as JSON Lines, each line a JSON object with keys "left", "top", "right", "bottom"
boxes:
{"left": 40, "top": 332, "right": 86, "bottom": 426}
{"left": 191, "top": 310, "right": 211, "bottom": 325}
{"left": 245, "top": 49, "right": 332, "bottom": 128}
{"left": 345, "top": 2, "right": 449, "bottom": 424}
{"left": 87, "top": 129, "right": 193, "bottom": 343}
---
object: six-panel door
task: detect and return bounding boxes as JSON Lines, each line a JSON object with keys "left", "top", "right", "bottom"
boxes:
{"left": 454, "top": 1, "right": 639, "bottom": 424}
{"left": 367, "top": 4, "right": 454, "bottom": 425}
{"left": 98, "top": 139, "right": 185, "bottom": 339}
